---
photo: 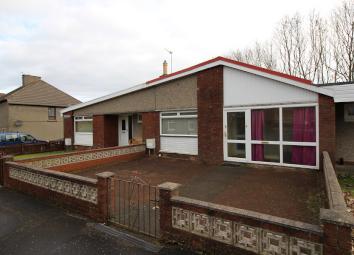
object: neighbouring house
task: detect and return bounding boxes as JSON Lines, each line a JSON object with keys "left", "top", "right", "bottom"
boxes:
{"left": 317, "top": 82, "right": 354, "bottom": 164}
{"left": 0, "top": 75, "right": 81, "bottom": 141}
{"left": 62, "top": 56, "right": 349, "bottom": 169}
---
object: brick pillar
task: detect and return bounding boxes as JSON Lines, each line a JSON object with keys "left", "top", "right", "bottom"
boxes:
{"left": 319, "top": 95, "right": 336, "bottom": 165}
{"left": 158, "top": 182, "right": 181, "bottom": 240}
{"left": 197, "top": 66, "right": 224, "bottom": 164}
{"left": 63, "top": 111, "right": 74, "bottom": 147}
{"left": 321, "top": 209, "right": 354, "bottom": 255}
{"left": 142, "top": 112, "right": 160, "bottom": 152}
{"left": 93, "top": 115, "right": 118, "bottom": 148}
{"left": 0, "top": 156, "right": 13, "bottom": 186}
{"left": 96, "top": 171, "right": 115, "bottom": 223}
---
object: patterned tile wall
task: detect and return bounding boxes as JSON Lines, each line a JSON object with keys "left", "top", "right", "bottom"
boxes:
{"left": 9, "top": 167, "right": 98, "bottom": 204}
{"left": 172, "top": 207, "right": 322, "bottom": 255}
{"left": 25, "top": 145, "right": 145, "bottom": 169}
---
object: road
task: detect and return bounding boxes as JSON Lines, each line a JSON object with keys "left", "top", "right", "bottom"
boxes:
{"left": 0, "top": 187, "right": 194, "bottom": 255}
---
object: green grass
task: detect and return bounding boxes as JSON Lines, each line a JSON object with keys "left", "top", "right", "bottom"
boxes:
{"left": 338, "top": 175, "right": 354, "bottom": 197}
{"left": 14, "top": 150, "right": 72, "bottom": 161}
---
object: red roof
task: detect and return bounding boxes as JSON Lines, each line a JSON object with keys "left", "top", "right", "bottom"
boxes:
{"left": 146, "top": 56, "right": 312, "bottom": 85}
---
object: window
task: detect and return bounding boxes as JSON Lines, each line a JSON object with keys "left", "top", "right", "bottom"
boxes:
{"left": 251, "top": 108, "right": 280, "bottom": 163}
{"left": 75, "top": 116, "right": 93, "bottom": 133}
{"left": 137, "top": 114, "right": 143, "bottom": 123}
{"left": 344, "top": 103, "right": 354, "bottom": 122}
{"left": 161, "top": 111, "right": 197, "bottom": 136}
{"left": 282, "top": 106, "right": 316, "bottom": 166}
{"left": 48, "top": 107, "right": 56, "bottom": 120}
{"left": 20, "top": 134, "right": 35, "bottom": 142}
{"left": 226, "top": 104, "right": 318, "bottom": 168}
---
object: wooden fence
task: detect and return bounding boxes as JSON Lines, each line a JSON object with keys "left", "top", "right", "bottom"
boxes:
{"left": 0, "top": 140, "right": 64, "bottom": 156}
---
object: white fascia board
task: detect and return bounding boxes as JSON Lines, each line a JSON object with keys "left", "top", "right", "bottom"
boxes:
{"left": 61, "top": 83, "right": 147, "bottom": 114}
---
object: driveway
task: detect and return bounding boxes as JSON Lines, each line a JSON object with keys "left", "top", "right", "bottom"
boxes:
{"left": 75, "top": 157, "right": 325, "bottom": 224}
{"left": 0, "top": 187, "right": 193, "bottom": 255}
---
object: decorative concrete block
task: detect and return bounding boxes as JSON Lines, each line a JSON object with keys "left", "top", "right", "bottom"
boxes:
{"left": 190, "top": 211, "right": 210, "bottom": 237}
{"left": 290, "top": 237, "right": 322, "bottom": 255}
{"left": 261, "top": 230, "right": 289, "bottom": 255}
{"left": 234, "top": 223, "right": 260, "bottom": 253}
{"left": 212, "top": 217, "right": 233, "bottom": 244}
{"left": 172, "top": 207, "right": 190, "bottom": 231}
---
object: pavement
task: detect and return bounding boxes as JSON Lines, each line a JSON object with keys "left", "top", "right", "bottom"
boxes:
{"left": 0, "top": 186, "right": 194, "bottom": 255}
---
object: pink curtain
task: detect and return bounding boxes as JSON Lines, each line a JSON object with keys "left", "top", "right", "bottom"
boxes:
{"left": 291, "top": 107, "right": 316, "bottom": 165}
{"left": 252, "top": 110, "right": 265, "bottom": 161}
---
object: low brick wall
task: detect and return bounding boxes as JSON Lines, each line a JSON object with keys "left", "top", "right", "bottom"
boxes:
{"left": 19, "top": 144, "right": 146, "bottom": 173}
{"left": 1, "top": 159, "right": 114, "bottom": 222}
{"left": 159, "top": 183, "right": 323, "bottom": 255}
{"left": 159, "top": 178, "right": 354, "bottom": 255}
{"left": 322, "top": 151, "right": 347, "bottom": 211}
{"left": 320, "top": 151, "right": 354, "bottom": 255}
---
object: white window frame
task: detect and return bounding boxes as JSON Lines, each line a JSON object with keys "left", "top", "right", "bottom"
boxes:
{"left": 160, "top": 111, "right": 198, "bottom": 137}
{"left": 74, "top": 116, "right": 93, "bottom": 134}
{"left": 223, "top": 103, "right": 319, "bottom": 169}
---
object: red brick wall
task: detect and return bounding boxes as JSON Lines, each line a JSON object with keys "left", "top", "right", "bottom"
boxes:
{"left": 142, "top": 112, "right": 160, "bottom": 152}
{"left": 93, "top": 115, "right": 118, "bottom": 148}
{"left": 319, "top": 95, "right": 336, "bottom": 164}
{"left": 63, "top": 111, "right": 74, "bottom": 144}
{"left": 159, "top": 188, "right": 323, "bottom": 255}
{"left": 197, "top": 66, "right": 224, "bottom": 164}
{"left": 50, "top": 151, "right": 145, "bottom": 173}
{"left": 3, "top": 162, "right": 108, "bottom": 222}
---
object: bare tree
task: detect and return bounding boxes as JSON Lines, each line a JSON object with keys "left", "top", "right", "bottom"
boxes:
{"left": 228, "top": 0, "right": 354, "bottom": 84}
{"left": 329, "top": 0, "right": 354, "bottom": 82}
{"left": 230, "top": 41, "right": 277, "bottom": 70}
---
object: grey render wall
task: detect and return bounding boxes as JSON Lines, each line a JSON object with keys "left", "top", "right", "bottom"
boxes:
{"left": 0, "top": 102, "right": 9, "bottom": 131}
{"left": 74, "top": 75, "right": 197, "bottom": 116}
{"left": 336, "top": 103, "right": 354, "bottom": 162}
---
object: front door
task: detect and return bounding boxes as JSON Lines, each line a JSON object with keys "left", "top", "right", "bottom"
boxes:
{"left": 119, "top": 115, "right": 129, "bottom": 146}
{"left": 224, "top": 110, "right": 250, "bottom": 162}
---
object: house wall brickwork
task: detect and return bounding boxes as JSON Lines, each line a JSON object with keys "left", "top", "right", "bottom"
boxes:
{"left": 93, "top": 115, "right": 118, "bottom": 148}
{"left": 142, "top": 112, "right": 160, "bottom": 152}
{"left": 197, "top": 66, "right": 224, "bottom": 164}
{"left": 63, "top": 111, "right": 74, "bottom": 145}
{"left": 318, "top": 95, "right": 336, "bottom": 163}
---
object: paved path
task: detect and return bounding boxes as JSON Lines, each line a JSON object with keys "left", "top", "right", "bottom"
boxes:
{"left": 0, "top": 187, "right": 193, "bottom": 255}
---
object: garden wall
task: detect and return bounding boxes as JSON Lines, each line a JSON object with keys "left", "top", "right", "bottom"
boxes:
{"left": 159, "top": 156, "right": 354, "bottom": 255}
{"left": 0, "top": 140, "right": 64, "bottom": 156}
{"left": 0, "top": 158, "right": 114, "bottom": 222}
{"left": 19, "top": 144, "right": 146, "bottom": 173}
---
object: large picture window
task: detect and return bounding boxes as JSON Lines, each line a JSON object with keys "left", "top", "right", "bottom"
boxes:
{"left": 161, "top": 111, "right": 197, "bottom": 136}
{"left": 75, "top": 116, "right": 93, "bottom": 133}
{"left": 225, "top": 104, "right": 318, "bottom": 168}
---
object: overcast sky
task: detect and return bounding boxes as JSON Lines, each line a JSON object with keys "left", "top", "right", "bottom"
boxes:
{"left": 0, "top": 0, "right": 340, "bottom": 102}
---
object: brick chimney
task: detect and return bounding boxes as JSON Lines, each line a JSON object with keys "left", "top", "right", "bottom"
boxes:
{"left": 22, "top": 74, "right": 41, "bottom": 86}
{"left": 162, "top": 60, "right": 168, "bottom": 76}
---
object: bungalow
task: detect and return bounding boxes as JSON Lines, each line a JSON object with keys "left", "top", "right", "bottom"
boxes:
{"left": 62, "top": 56, "right": 351, "bottom": 169}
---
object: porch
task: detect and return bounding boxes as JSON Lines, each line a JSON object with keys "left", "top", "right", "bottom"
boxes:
{"left": 75, "top": 156, "right": 325, "bottom": 224}
{"left": 73, "top": 113, "right": 143, "bottom": 147}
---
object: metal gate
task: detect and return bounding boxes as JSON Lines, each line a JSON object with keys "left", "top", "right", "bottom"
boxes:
{"left": 109, "top": 177, "right": 160, "bottom": 238}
